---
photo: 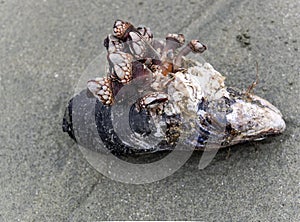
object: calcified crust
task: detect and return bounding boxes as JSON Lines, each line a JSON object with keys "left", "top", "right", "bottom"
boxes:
{"left": 178, "top": 62, "right": 286, "bottom": 147}
{"left": 83, "top": 20, "right": 286, "bottom": 151}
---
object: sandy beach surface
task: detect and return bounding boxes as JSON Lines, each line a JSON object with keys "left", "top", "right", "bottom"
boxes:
{"left": 0, "top": 0, "right": 299, "bottom": 220}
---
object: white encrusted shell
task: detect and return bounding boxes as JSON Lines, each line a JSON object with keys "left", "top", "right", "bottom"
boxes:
{"left": 150, "top": 60, "right": 285, "bottom": 146}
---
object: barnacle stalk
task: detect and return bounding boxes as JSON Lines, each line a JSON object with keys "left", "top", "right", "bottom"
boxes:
{"left": 161, "top": 34, "right": 185, "bottom": 75}
{"left": 162, "top": 33, "right": 185, "bottom": 60}
{"left": 174, "top": 40, "right": 207, "bottom": 71}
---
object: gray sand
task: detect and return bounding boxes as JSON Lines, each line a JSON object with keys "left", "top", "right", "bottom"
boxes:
{"left": 0, "top": 0, "right": 299, "bottom": 221}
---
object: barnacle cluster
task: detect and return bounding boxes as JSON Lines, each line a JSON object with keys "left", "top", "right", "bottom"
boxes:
{"left": 87, "top": 20, "right": 207, "bottom": 107}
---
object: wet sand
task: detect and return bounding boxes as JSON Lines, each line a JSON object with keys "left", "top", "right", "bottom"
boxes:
{"left": 0, "top": 0, "right": 299, "bottom": 220}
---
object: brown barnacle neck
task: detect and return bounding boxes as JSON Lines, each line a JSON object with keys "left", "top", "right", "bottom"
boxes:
{"left": 162, "top": 34, "right": 185, "bottom": 59}
{"left": 174, "top": 40, "right": 207, "bottom": 71}
{"left": 137, "top": 26, "right": 153, "bottom": 42}
{"left": 161, "top": 34, "right": 185, "bottom": 76}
